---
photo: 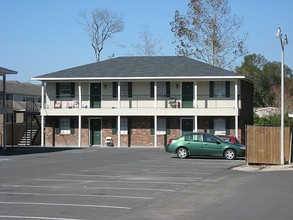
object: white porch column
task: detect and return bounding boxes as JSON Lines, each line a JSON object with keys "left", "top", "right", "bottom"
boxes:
{"left": 154, "top": 116, "right": 157, "bottom": 147}
{"left": 194, "top": 116, "right": 198, "bottom": 132}
{"left": 235, "top": 81, "right": 239, "bottom": 138}
{"left": 235, "top": 80, "right": 238, "bottom": 109}
{"left": 154, "top": 81, "right": 157, "bottom": 108}
{"left": 235, "top": 115, "right": 238, "bottom": 138}
{"left": 117, "top": 115, "right": 121, "bottom": 147}
{"left": 78, "top": 82, "right": 81, "bottom": 109}
{"left": 41, "top": 82, "right": 45, "bottom": 147}
{"left": 78, "top": 115, "right": 81, "bottom": 147}
{"left": 194, "top": 81, "right": 198, "bottom": 108}
{"left": 3, "top": 76, "right": 6, "bottom": 150}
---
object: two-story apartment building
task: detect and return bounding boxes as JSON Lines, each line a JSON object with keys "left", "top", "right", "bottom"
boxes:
{"left": 32, "top": 56, "right": 253, "bottom": 148}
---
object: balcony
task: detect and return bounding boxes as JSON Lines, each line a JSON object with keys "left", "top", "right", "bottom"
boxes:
{"left": 41, "top": 94, "right": 239, "bottom": 116}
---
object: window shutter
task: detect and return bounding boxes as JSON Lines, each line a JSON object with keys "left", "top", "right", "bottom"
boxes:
{"left": 71, "top": 83, "right": 75, "bottom": 98}
{"left": 56, "top": 83, "right": 60, "bottom": 98}
{"left": 55, "top": 118, "right": 60, "bottom": 134}
{"left": 166, "top": 118, "right": 171, "bottom": 135}
{"left": 166, "top": 82, "right": 170, "bottom": 98}
{"left": 225, "top": 118, "right": 230, "bottom": 135}
{"left": 113, "top": 82, "right": 117, "bottom": 98}
{"left": 112, "top": 118, "right": 117, "bottom": 134}
{"left": 150, "top": 82, "right": 154, "bottom": 97}
{"left": 209, "top": 118, "right": 214, "bottom": 134}
{"left": 128, "top": 82, "right": 132, "bottom": 98}
{"left": 128, "top": 118, "right": 132, "bottom": 134}
{"left": 70, "top": 118, "right": 75, "bottom": 134}
{"left": 209, "top": 82, "right": 214, "bottom": 97}
{"left": 150, "top": 118, "right": 154, "bottom": 135}
{"left": 225, "top": 81, "right": 230, "bottom": 97}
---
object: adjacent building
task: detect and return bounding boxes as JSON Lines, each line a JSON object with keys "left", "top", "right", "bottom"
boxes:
{"left": 32, "top": 56, "right": 254, "bottom": 147}
{"left": 0, "top": 81, "right": 41, "bottom": 146}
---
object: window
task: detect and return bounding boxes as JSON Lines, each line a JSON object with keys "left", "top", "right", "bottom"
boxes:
{"left": 150, "top": 82, "right": 170, "bottom": 97}
{"left": 60, "top": 118, "right": 71, "bottom": 134}
{"left": 55, "top": 118, "right": 74, "bottom": 135}
{"left": 157, "top": 82, "right": 166, "bottom": 97}
{"left": 157, "top": 118, "right": 166, "bottom": 135}
{"left": 120, "top": 82, "right": 132, "bottom": 98}
{"left": 204, "top": 134, "right": 218, "bottom": 143}
{"left": 214, "top": 82, "right": 225, "bottom": 97}
{"left": 56, "top": 82, "right": 75, "bottom": 98}
{"left": 120, "top": 117, "right": 128, "bottom": 134}
{"left": 210, "top": 81, "right": 230, "bottom": 98}
{"left": 185, "top": 134, "right": 203, "bottom": 142}
{"left": 214, "top": 118, "right": 226, "bottom": 135}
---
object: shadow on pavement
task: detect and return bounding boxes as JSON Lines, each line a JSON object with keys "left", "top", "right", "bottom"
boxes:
{"left": 0, "top": 146, "right": 80, "bottom": 156}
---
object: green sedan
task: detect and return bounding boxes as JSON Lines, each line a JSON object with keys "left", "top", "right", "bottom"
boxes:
{"left": 165, "top": 133, "right": 246, "bottom": 160}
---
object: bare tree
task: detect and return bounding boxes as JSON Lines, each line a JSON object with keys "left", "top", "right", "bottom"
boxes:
{"left": 79, "top": 9, "right": 125, "bottom": 62}
{"left": 170, "top": 0, "right": 247, "bottom": 69}
{"left": 133, "top": 24, "right": 163, "bottom": 56}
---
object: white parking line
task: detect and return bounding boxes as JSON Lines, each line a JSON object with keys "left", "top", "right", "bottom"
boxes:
{"left": 0, "top": 215, "right": 85, "bottom": 220}
{"left": 59, "top": 173, "right": 202, "bottom": 181}
{"left": 79, "top": 170, "right": 212, "bottom": 175}
{"left": 34, "top": 178, "right": 190, "bottom": 185}
{"left": 0, "top": 201, "right": 131, "bottom": 210}
{"left": 1, "top": 184, "right": 175, "bottom": 192}
{"left": 0, "top": 191, "right": 154, "bottom": 200}
{"left": 0, "top": 158, "right": 10, "bottom": 162}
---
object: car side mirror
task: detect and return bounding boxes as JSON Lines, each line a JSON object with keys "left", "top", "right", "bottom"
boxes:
{"left": 216, "top": 140, "right": 221, "bottom": 145}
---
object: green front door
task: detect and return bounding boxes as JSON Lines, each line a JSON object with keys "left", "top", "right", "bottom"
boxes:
{"left": 90, "top": 119, "right": 101, "bottom": 146}
{"left": 182, "top": 118, "right": 194, "bottom": 135}
{"left": 182, "top": 82, "right": 193, "bottom": 108}
{"left": 90, "top": 83, "right": 101, "bottom": 108}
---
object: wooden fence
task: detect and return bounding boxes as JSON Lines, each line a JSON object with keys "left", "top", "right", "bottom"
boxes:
{"left": 246, "top": 125, "right": 292, "bottom": 165}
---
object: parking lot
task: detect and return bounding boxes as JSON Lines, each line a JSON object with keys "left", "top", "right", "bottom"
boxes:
{"left": 0, "top": 147, "right": 292, "bottom": 220}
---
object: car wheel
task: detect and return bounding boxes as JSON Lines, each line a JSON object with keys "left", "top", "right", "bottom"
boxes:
{"left": 224, "top": 149, "right": 236, "bottom": 160}
{"left": 177, "top": 147, "right": 189, "bottom": 159}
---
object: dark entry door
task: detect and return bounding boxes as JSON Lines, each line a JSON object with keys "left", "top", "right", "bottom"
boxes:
{"left": 182, "top": 82, "right": 193, "bottom": 108}
{"left": 90, "top": 83, "right": 101, "bottom": 108}
{"left": 182, "top": 118, "right": 194, "bottom": 135}
{"left": 90, "top": 119, "right": 101, "bottom": 146}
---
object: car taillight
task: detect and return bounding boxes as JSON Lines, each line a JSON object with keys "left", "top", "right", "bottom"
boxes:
{"left": 167, "top": 139, "right": 173, "bottom": 144}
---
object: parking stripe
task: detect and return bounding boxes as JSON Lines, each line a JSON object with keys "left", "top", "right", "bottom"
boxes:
{"left": 79, "top": 170, "right": 212, "bottom": 175}
{"left": 34, "top": 178, "right": 190, "bottom": 185}
{"left": 59, "top": 173, "right": 202, "bottom": 181}
{"left": 0, "top": 215, "right": 84, "bottom": 220}
{"left": 0, "top": 201, "right": 131, "bottom": 210}
{"left": 0, "top": 191, "right": 154, "bottom": 200}
{"left": 2, "top": 184, "right": 176, "bottom": 192}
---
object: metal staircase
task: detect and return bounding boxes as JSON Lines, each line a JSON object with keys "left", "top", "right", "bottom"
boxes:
{"left": 17, "top": 98, "right": 41, "bottom": 146}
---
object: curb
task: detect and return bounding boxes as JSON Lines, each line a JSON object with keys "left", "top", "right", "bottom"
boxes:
{"left": 232, "top": 164, "right": 293, "bottom": 172}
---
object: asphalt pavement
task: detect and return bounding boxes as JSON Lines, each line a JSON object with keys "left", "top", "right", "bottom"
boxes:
{"left": 0, "top": 146, "right": 292, "bottom": 220}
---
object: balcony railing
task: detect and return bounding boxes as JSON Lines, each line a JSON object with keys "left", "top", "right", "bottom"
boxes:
{"left": 44, "top": 94, "right": 239, "bottom": 109}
